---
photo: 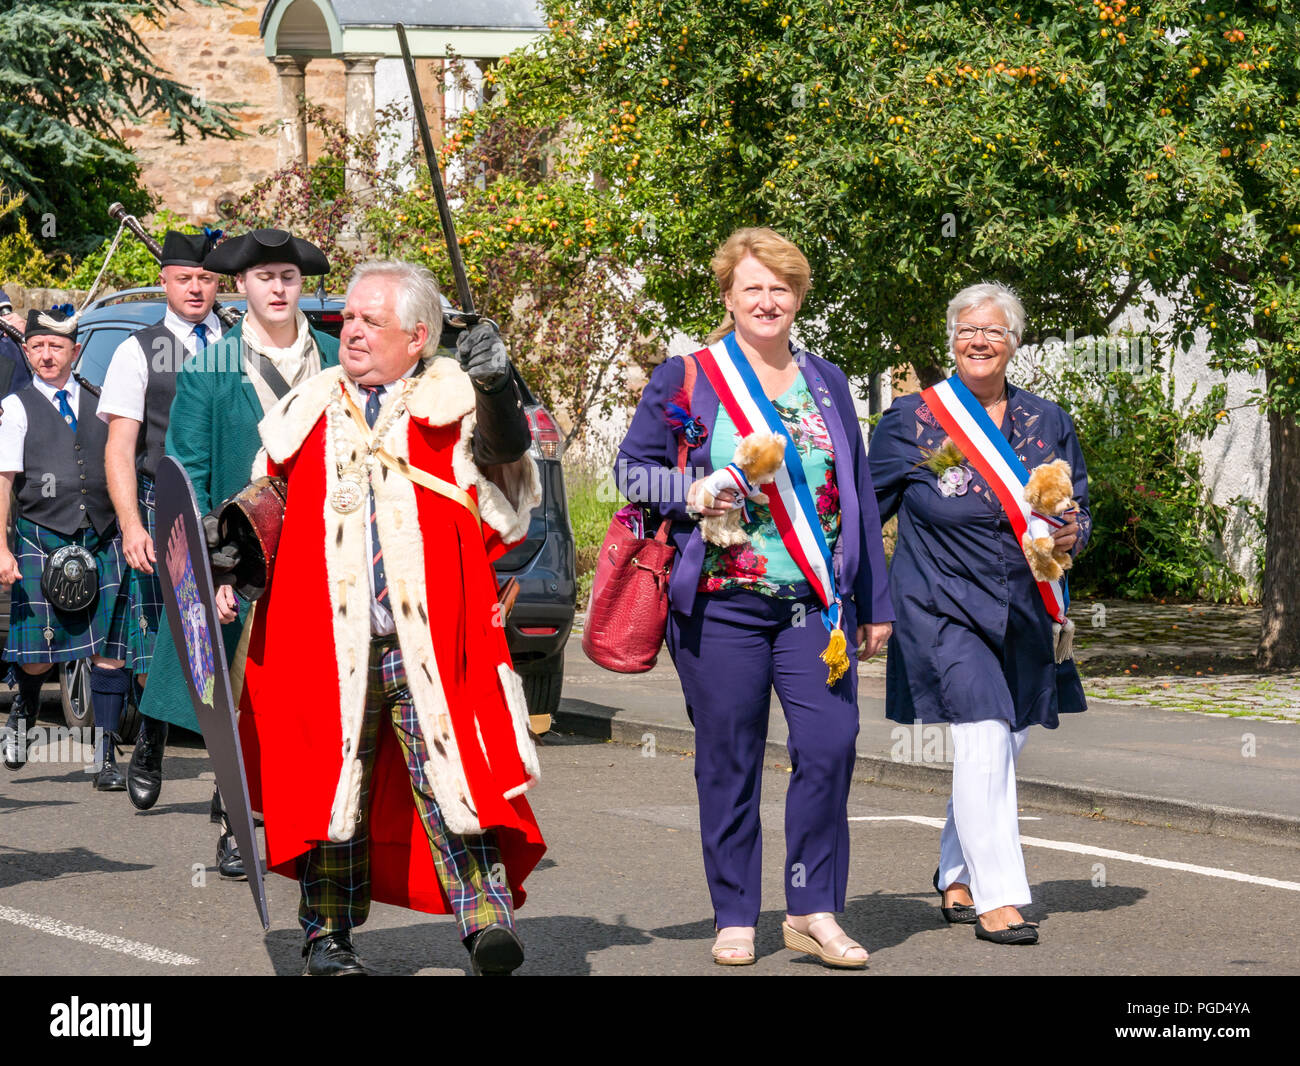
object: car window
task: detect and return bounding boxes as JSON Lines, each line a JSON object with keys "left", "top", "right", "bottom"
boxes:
{"left": 75, "top": 327, "right": 133, "bottom": 387}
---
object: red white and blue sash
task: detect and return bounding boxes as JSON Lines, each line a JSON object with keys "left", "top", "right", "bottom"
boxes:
{"left": 693, "top": 333, "right": 842, "bottom": 634}
{"left": 921, "top": 375, "right": 1069, "bottom": 626}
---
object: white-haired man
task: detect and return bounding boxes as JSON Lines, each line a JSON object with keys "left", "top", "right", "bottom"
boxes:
{"left": 230, "top": 261, "right": 546, "bottom": 976}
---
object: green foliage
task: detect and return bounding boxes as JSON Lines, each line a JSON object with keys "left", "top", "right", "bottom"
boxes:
{"left": 498, "top": 0, "right": 1298, "bottom": 391}
{"left": 564, "top": 464, "right": 620, "bottom": 603}
{"left": 0, "top": 142, "right": 155, "bottom": 259}
{"left": 1041, "top": 356, "right": 1257, "bottom": 602}
{"left": 0, "top": 187, "right": 66, "bottom": 284}
{"left": 0, "top": 0, "right": 243, "bottom": 213}
{"left": 65, "top": 210, "right": 194, "bottom": 291}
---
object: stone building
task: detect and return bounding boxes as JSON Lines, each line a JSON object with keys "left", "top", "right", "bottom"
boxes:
{"left": 123, "top": 0, "right": 545, "bottom": 222}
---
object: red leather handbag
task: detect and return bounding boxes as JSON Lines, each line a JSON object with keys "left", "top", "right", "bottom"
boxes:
{"left": 582, "top": 357, "right": 698, "bottom": 672}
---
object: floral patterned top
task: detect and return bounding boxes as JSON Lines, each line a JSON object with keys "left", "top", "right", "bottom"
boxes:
{"left": 698, "top": 375, "right": 840, "bottom": 597}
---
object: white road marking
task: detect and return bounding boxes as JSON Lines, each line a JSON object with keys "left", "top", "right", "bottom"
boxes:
{"left": 848, "top": 816, "right": 1300, "bottom": 892}
{"left": 0, "top": 905, "right": 199, "bottom": 966}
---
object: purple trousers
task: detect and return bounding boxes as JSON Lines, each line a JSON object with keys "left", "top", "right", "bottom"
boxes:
{"left": 666, "top": 589, "right": 860, "bottom": 928}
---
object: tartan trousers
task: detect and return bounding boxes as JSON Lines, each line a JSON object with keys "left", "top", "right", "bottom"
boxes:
{"left": 298, "top": 636, "right": 515, "bottom": 943}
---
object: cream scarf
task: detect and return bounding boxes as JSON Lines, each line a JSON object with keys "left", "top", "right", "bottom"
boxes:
{"left": 241, "top": 310, "right": 322, "bottom": 414}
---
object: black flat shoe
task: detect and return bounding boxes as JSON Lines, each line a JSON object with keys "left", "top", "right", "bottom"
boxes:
{"left": 126, "top": 717, "right": 168, "bottom": 811}
{"left": 216, "top": 830, "right": 246, "bottom": 881}
{"left": 466, "top": 924, "right": 524, "bottom": 976}
{"left": 975, "top": 918, "right": 1040, "bottom": 945}
{"left": 302, "top": 932, "right": 368, "bottom": 976}
{"left": 933, "top": 867, "right": 977, "bottom": 925}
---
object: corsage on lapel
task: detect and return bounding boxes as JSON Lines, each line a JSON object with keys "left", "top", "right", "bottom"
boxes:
{"left": 666, "top": 387, "right": 708, "bottom": 447}
{"left": 918, "top": 437, "right": 971, "bottom": 498}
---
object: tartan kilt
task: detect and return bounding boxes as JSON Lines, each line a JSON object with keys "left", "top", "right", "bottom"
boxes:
{"left": 5, "top": 515, "right": 129, "bottom": 663}
{"left": 123, "top": 476, "right": 165, "bottom": 673}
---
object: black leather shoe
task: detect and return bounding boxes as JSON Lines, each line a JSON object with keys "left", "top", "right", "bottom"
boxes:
{"left": 933, "top": 867, "right": 977, "bottom": 925}
{"left": 302, "top": 932, "right": 368, "bottom": 976}
{"left": 466, "top": 924, "right": 524, "bottom": 976}
{"left": 2, "top": 701, "right": 39, "bottom": 771}
{"left": 975, "top": 918, "right": 1040, "bottom": 945}
{"left": 92, "top": 733, "right": 127, "bottom": 791}
{"left": 216, "top": 829, "right": 246, "bottom": 881}
{"left": 126, "top": 717, "right": 168, "bottom": 810}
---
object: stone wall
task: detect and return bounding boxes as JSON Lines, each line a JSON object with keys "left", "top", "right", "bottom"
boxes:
{"left": 121, "top": 2, "right": 345, "bottom": 224}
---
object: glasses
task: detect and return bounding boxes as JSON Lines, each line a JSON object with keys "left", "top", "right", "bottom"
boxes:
{"left": 954, "top": 323, "right": 1015, "bottom": 343}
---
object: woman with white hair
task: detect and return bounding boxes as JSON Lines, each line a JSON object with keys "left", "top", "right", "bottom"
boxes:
{"left": 868, "top": 281, "right": 1091, "bottom": 945}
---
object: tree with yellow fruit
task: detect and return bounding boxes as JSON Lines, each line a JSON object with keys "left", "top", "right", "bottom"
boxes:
{"left": 495, "top": 0, "right": 1300, "bottom": 666}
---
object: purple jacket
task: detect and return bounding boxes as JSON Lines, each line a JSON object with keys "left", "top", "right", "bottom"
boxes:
{"left": 614, "top": 344, "right": 894, "bottom": 630}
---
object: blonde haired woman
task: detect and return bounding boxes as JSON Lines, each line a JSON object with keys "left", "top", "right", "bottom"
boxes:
{"left": 616, "top": 228, "right": 894, "bottom": 967}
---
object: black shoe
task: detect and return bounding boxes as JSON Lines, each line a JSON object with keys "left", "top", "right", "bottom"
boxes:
{"left": 933, "top": 867, "right": 977, "bottom": 925}
{"left": 466, "top": 924, "right": 524, "bottom": 976}
{"left": 302, "top": 932, "right": 368, "bottom": 976}
{"left": 216, "top": 829, "right": 246, "bottom": 881}
{"left": 92, "top": 732, "right": 127, "bottom": 791}
{"left": 2, "top": 703, "right": 37, "bottom": 771}
{"left": 975, "top": 918, "right": 1040, "bottom": 945}
{"left": 126, "top": 717, "right": 168, "bottom": 810}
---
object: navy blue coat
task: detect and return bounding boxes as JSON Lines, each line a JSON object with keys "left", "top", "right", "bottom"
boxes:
{"left": 868, "top": 383, "right": 1091, "bottom": 730}
{"left": 615, "top": 344, "right": 894, "bottom": 635}
{"left": 0, "top": 334, "right": 31, "bottom": 398}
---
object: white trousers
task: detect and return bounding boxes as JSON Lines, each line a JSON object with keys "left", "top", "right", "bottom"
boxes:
{"left": 937, "top": 720, "right": 1031, "bottom": 914}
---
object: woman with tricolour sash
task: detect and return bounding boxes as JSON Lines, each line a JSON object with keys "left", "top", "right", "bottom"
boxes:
{"left": 869, "top": 281, "right": 1091, "bottom": 946}
{"left": 616, "top": 228, "right": 894, "bottom": 968}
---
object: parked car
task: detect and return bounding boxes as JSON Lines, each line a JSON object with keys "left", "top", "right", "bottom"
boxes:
{"left": 2, "top": 288, "right": 576, "bottom": 728}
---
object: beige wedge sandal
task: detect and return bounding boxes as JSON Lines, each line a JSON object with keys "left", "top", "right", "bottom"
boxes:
{"left": 782, "top": 913, "right": 869, "bottom": 969}
{"left": 711, "top": 927, "right": 756, "bottom": 966}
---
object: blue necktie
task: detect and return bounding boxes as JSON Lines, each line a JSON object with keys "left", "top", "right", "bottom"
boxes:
{"left": 362, "top": 385, "right": 388, "bottom": 608}
{"left": 192, "top": 322, "right": 209, "bottom": 348}
{"left": 55, "top": 390, "right": 77, "bottom": 431}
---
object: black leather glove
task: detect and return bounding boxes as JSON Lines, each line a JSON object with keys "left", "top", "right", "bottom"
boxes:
{"left": 456, "top": 321, "right": 511, "bottom": 393}
{"left": 202, "top": 511, "right": 240, "bottom": 581}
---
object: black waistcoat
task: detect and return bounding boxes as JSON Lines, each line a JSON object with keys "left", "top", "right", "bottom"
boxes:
{"left": 132, "top": 319, "right": 189, "bottom": 481}
{"left": 14, "top": 384, "right": 115, "bottom": 537}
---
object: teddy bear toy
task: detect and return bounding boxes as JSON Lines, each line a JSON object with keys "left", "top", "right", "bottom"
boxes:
{"left": 695, "top": 431, "right": 787, "bottom": 547}
{"left": 1021, "top": 458, "right": 1077, "bottom": 583}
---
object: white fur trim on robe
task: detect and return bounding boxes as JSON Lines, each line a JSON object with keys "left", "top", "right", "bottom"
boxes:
{"left": 255, "top": 356, "right": 544, "bottom": 841}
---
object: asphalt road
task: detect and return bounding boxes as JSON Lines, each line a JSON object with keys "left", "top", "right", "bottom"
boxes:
{"left": 1, "top": 724, "right": 1298, "bottom": 978}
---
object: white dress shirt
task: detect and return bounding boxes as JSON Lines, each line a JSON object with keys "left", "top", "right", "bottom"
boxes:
{"left": 96, "top": 307, "right": 223, "bottom": 423}
{"left": 0, "top": 375, "right": 83, "bottom": 474}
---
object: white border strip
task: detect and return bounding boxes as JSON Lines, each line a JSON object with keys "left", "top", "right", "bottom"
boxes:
{"left": 849, "top": 816, "right": 1300, "bottom": 891}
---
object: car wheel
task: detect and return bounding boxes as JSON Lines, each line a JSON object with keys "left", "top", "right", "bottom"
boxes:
{"left": 59, "top": 660, "right": 141, "bottom": 743}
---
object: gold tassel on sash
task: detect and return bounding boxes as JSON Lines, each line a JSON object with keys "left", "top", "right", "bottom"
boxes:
{"left": 821, "top": 627, "right": 850, "bottom": 686}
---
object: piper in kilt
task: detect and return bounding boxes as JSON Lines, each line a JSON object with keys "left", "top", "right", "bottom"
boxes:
{"left": 98, "top": 229, "right": 223, "bottom": 812}
{"left": 0, "top": 308, "right": 133, "bottom": 789}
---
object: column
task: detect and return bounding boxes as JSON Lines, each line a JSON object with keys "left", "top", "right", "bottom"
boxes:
{"left": 271, "top": 55, "right": 311, "bottom": 169}
{"left": 343, "top": 54, "right": 383, "bottom": 199}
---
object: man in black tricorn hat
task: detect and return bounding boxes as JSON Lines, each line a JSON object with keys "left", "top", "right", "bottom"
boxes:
{"left": 135, "top": 227, "right": 339, "bottom": 879}
{"left": 0, "top": 309, "right": 133, "bottom": 787}
{"left": 97, "top": 229, "right": 222, "bottom": 812}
